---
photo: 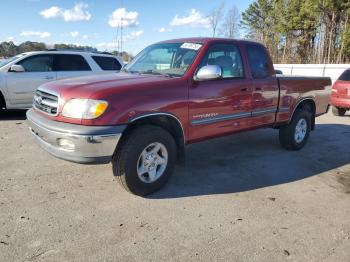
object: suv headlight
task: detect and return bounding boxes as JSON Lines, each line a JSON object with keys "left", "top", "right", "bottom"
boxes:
{"left": 62, "top": 99, "right": 108, "bottom": 119}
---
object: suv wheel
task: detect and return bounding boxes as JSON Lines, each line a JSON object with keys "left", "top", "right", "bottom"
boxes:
{"left": 332, "top": 106, "right": 346, "bottom": 116}
{"left": 0, "top": 92, "right": 5, "bottom": 111}
{"left": 279, "top": 109, "right": 311, "bottom": 150}
{"left": 112, "top": 125, "right": 177, "bottom": 196}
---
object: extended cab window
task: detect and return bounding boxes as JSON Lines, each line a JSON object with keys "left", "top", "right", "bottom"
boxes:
{"left": 53, "top": 54, "right": 91, "bottom": 71}
{"left": 17, "top": 55, "right": 53, "bottom": 72}
{"left": 92, "top": 56, "right": 122, "bottom": 71}
{"left": 199, "top": 43, "right": 244, "bottom": 79}
{"left": 246, "top": 45, "right": 270, "bottom": 79}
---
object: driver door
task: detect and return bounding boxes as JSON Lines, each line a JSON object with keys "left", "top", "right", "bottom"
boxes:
{"left": 6, "top": 54, "right": 56, "bottom": 106}
{"left": 189, "top": 43, "right": 253, "bottom": 142}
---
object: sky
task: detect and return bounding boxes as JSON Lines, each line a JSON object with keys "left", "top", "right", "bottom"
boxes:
{"left": 0, "top": 0, "right": 253, "bottom": 55}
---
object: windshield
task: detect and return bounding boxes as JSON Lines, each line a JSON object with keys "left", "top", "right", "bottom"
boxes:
{"left": 124, "top": 42, "right": 202, "bottom": 77}
{"left": 0, "top": 54, "right": 26, "bottom": 68}
{"left": 338, "top": 70, "right": 350, "bottom": 81}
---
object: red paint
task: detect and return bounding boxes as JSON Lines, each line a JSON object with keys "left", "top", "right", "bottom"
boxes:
{"left": 36, "top": 38, "right": 332, "bottom": 144}
{"left": 331, "top": 79, "right": 350, "bottom": 109}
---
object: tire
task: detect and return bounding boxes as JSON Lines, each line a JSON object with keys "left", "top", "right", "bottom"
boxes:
{"left": 112, "top": 125, "right": 177, "bottom": 196}
{"left": 332, "top": 106, "right": 346, "bottom": 116}
{"left": 0, "top": 92, "right": 5, "bottom": 111}
{"left": 279, "top": 109, "right": 311, "bottom": 150}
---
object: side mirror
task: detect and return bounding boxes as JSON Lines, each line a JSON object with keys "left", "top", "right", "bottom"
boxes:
{"left": 9, "top": 64, "right": 25, "bottom": 72}
{"left": 194, "top": 65, "right": 222, "bottom": 81}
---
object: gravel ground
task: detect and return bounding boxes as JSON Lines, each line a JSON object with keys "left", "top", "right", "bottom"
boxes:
{"left": 0, "top": 110, "right": 349, "bottom": 262}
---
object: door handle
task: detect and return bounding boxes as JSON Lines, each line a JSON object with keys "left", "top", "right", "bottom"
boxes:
{"left": 44, "top": 76, "right": 54, "bottom": 80}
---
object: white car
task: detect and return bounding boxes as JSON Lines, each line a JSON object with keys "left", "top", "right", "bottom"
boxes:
{"left": 0, "top": 50, "right": 123, "bottom": 109}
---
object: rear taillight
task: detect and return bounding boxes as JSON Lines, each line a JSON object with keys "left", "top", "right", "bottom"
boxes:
{"left": 332, "top": 81, "right": 339, "bottom": 93}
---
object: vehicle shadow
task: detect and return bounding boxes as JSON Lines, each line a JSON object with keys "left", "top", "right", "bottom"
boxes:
{"left": 0, "top": 109, "right": 27, "bottom": 120}
{"left": 149, "top": 123, "right": 350, "bottom": 199}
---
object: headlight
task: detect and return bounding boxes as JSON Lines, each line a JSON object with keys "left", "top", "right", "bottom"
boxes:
{"left": 62, "top": 99, "right": 108, "bottom": 119}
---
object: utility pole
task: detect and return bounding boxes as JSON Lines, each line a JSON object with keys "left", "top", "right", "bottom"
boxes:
{"left": 120, "top": 0, "right": 124, "bottom": 54}
{"left": 121, "top": 17, "right": 123, "bottom": 54}
{"left": 115, "top": 0, "right": 124, "bottom": 55}
{"left": 115, "top": 24, "right": 119, "bottom": 53}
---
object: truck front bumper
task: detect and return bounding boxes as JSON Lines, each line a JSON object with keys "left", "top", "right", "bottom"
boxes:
{"left": 26, "top": 109, "right": 126, "bottom": 164}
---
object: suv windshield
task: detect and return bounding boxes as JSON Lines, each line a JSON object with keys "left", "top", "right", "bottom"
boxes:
{"left": 0, "top": 54, "right": 26, "bottom": 68}
{"left": 338, "top": 70, "right": 350, "bottom": 81}
{"left": 124, "top": 42, "right": 202, "bottom": 77}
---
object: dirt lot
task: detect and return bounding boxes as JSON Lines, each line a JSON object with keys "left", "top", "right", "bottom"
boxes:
{"left": 0, "top": 110, "right": 349, "bottom": 262}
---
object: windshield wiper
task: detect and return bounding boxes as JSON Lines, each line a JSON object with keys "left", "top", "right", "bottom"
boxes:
{"left": 140, "top": 70, "right": 174, "bottom": 78}
{"left": 121, "top": 68, "right": 139, "bottom": 74}
{"left": 121, "top": 68, "right": 132, "bottom": 73}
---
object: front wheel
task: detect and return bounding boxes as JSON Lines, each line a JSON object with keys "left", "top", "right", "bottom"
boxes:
{"left": 279, "top": 109, "right": 311, "bottom": 150}
{"left": 332, "top": 106, "right": 346, "bottom": 116}
{"left": 112, "top": 125, "right": 177, "bottom": 196}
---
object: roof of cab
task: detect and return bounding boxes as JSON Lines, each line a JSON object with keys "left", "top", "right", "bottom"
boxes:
{"left": 157, "top": 37, "right": 262, "bottom": 46}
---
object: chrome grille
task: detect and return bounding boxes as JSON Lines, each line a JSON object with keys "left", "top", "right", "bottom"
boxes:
{"left": 33, "top": 89, "right": 59, "bottom": 116}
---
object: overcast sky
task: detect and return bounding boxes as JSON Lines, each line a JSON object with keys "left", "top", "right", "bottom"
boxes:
{"left": 0, "top": 0, "right": 253, "bottom": 55}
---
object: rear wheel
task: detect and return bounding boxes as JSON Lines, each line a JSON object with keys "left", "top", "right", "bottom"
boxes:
{"left": 0, "top": 92, "right": 5, "bottom": 111}
{"left": 279, "top": 109, "right": 311, "bottom": 150}
{"left": 112, "top": 125, "right": 177, "bottom": 196}
{"left": 332, "top": 106, "right": 346, "bottom": 116}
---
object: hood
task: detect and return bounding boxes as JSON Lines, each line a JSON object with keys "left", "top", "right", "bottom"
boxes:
{"left": 38, "top": 72, "right": 173, "bottom": 99}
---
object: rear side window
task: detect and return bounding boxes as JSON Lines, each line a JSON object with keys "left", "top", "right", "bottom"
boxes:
{"left": 92, "top": 56, "right": 122, "bottom": 71}
{"left": 338, "top": 70, "right": 350, "bottom": 81}
{"left": 246, "top": 45, "right": 270, "bottom": 79}
{"left": 17, "top": 55, "right": 53, "bottom": 72}
{"left": 53, "top": 54, "right": 91, "bottom": 71}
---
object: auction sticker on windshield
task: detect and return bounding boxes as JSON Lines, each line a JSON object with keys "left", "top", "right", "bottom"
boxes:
{"left": 180, "top": 43, "right": 202, "bottom": 50}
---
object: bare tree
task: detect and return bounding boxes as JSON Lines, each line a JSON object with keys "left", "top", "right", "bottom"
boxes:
{"left": 208, "top": 3, "right": 225, "bottom": 37}
{"left": 220, "top": 5, "right": 240, "bottom": 38}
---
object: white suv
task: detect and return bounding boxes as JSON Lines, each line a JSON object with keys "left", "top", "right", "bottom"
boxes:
{"left": 0, "top": 50, "right": 123, "bottom": 109}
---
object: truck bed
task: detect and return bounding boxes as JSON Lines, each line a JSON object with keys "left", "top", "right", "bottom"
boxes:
{"left": 277, "top": 75, "right": 332, "bottom": 117}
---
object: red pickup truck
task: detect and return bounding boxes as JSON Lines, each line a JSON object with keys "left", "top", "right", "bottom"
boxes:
{"left": 27, "top": 38, "right": 331, "bottom": 196}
